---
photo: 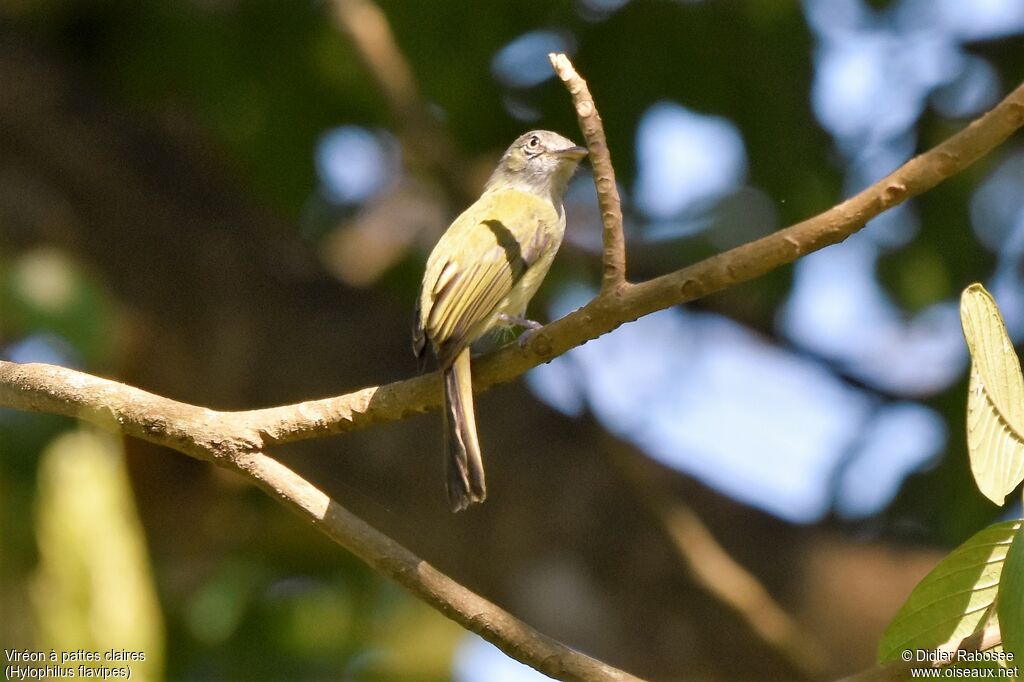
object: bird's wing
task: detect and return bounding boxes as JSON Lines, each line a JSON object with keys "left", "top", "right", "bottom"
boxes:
{"left": 417, "top": 189, "right": 558, "bottom": 365}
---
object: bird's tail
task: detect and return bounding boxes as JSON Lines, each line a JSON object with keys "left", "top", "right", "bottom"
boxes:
{"left": 443, "top": 348, "right": 486, "bottom": 511}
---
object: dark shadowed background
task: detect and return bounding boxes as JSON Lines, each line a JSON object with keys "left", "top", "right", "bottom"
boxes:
{"left": 2, "top": 0, "right": 1024, "bottom": 680}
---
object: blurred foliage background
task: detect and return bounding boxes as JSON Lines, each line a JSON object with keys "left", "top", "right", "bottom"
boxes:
{"left": 2, "top": 0, "right": 1024, "bottom": 680}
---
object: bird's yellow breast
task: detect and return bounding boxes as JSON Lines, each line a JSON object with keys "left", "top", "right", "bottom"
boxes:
{"left": 417, "top": 188, "right": 565, "bottom": 357}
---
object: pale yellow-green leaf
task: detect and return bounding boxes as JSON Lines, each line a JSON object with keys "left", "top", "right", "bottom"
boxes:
{"left": 998, "top": 523, "right": 1024, "bottom": 664}
{"left": 960, "top": 283, "right": 1024, "bottom": 505}
{"left": 365, "top": 586, "right": 465, "bottom": 681}
{"left": 31, "top": 428, "right": 165, "bottom": 681}
{"left": 878, "top": 521, "right": 1019, "bottom": 663}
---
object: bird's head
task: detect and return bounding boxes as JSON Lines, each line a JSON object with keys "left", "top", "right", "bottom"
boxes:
{"left": 486, "top": 130, "right": 587, "bottom": 201}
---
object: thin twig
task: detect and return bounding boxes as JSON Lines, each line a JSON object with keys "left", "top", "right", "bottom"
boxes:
{"left": 665, "top": 505, "right": 826, "bottom": 676}
{"left": 330, "top": 0, "right": 420, "bottom": 125}
{"left": 609, "top": 444, "right": 827, "bottom": 679}
{"left": 328, "top": 0, "right": 467, "bottom": 195}
{"left": 549, "top": 53, "right": 627, "bottom": 291}
{"left": 0, "top": 361, "right": 645, "bottom": 682}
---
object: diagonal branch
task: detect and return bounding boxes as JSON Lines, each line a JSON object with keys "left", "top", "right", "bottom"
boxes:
{"left": 3, "top": 58, "right": 1024, "bottom": 682}
{"left": 549, "top": 53, "right": 627, "bottom": 291}
{"left": 329, "top": 0, "right": 421, "bottom": 127}
{"left": 0, "top": 360, "right": 644, "bottom": 682}
{"left": 608, "top": 443, "right": 827, "bottom": 678}
{"left": 232, "top": 73, "right": 1024, "bottom": 446}
{"left": 328, "top": 0, "right": 469, "bottom": 197}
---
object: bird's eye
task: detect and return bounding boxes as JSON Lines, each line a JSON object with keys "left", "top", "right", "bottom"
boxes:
{"left": 527, "top": 135, "right": 540, "bottom": 149}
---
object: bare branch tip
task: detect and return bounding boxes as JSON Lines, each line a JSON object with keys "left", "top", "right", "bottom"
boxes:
{"left": 547, "top": 52, "right": 577, "bottom": 81}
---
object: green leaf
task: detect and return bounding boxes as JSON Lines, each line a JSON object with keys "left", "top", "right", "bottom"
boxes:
{"left": 31, "top": 428, "right": 165, "bottom": 679}
{"left": 999, "top": 523, "right": 1024, "bottom": 663}
{"left": 878, "top": 521, "right": 1020, "bottom": 663}
{"left": 960, "top": 283, "right": 1024, "bottom": 505}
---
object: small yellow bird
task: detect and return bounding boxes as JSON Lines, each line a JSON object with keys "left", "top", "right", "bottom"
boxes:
{"left": 414, "top": 130, "right": 587, "bottom": 511}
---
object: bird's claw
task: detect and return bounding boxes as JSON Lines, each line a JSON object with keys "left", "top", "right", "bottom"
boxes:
{"left": 517, "top": 327, "right": 540, "bottom": 350}
{"left": 497, "top": 313, "right": 543, "bottom": 331}
{"left": 496, "top": 314, "right": 544, "bottom": 350}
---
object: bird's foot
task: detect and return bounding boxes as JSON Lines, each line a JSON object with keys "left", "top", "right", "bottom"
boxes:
{"left": 497, "top": 314, "right": 544, "bottom": 350}
{"left": 497, "top": 313, "right": 543, "bottom": 331}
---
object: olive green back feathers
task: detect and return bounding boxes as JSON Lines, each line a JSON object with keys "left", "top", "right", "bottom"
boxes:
{"left": 414, "top": 130, "right": 587, "bottom": 511}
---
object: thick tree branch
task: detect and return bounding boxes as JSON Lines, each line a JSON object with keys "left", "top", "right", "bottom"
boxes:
{"left": 3, "top": 57, "right": 1023, "bottom": 682}
{"left": 0, "top": 360, "right": 643, "bottom": 682}
{"left": 549, "top": 52, "right": 627, "bottom": 291}
{"left": 235, "top": 74, "right": 1024, "bottom": 445}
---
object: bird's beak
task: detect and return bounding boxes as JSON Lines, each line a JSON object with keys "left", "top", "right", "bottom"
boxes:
{"left": 556, "top": 145, "right": 588, "bottom": 161}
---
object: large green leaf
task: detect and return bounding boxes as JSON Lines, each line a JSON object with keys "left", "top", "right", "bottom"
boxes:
{"left": 999, "top": 523, "right": 1024, "bottom": 663}
{"left": 960, "top": 283, "right": 1024, "bottom": 505}
{"left": 878, "top": 521, "right": 1019, "bottom": 663}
